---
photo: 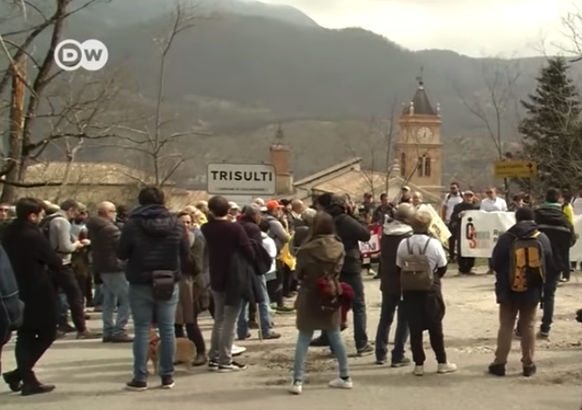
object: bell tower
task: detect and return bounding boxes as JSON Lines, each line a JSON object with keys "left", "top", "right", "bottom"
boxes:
{"left": 395, "top": 79, "right": 444, "bottom": 197}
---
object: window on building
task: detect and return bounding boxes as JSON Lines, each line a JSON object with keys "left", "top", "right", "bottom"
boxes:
{"left": 415, "top": 155, "right": 431, "bottom": 177}
{"left": 424, "top": 155, "right": 431, "bottom": 177}
{"left": 400, "top": 153, "right": 406, "bottom": 177}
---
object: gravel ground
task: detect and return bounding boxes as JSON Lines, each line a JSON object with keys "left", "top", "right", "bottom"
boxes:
{"left": 1, "top": 267, "right": 581, "bottom": 410}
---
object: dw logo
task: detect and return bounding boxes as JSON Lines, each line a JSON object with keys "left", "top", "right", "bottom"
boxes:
{"left": 54, "top": 39, "right": 108, "bottom": 71}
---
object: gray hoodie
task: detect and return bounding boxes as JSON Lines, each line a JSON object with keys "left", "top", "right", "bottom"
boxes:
{"left": 263, "top": 214, "right": 289, "bottom": 253}
{"left": 47, "top": 210, "right": 78, "bottom": 266}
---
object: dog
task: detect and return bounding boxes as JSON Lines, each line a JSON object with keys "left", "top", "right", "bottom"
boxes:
{"left": 148, "top": 329, "right": 160, "bottom": 375}
{"left": 148, "top": 331, "right": 196, "bottom": 374}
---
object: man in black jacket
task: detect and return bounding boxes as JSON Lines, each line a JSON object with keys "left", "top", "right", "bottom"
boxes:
{"left": 87, "top": 201, "right": 131, "bottom": 343}
{"left": 374, "top": 203, "right": 414, "bottom": 366}
{"left": 533, "top": 188, "right": 575, "bottom": 338}
{"left": 2, "top": 198, "right": 62, "bottom": 396}
{"left": 117, "top": 187, "right": 190, "bottom": 391}
{"left": 449, "top": 191, "right": 480, "bottom": 275}
{"left": 311, "top": 195, "right": 373, "bottom": 355}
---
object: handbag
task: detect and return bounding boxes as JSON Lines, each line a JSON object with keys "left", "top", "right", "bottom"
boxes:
{"left": 151, "top": 270, "right": 176, "bottom": 301}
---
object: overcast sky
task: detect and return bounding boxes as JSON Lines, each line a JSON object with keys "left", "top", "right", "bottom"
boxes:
{"left": 261, "top": 0, "right": 573, "bottom": 57}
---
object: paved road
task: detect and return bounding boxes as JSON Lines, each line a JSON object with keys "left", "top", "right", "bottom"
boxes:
{"left": 2, "top": 271, "right": 582, "bottom": 409}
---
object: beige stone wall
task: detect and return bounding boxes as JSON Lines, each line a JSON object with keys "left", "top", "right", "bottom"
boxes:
{"left": 16, "top": 184, "right": 141, "bottom": 209}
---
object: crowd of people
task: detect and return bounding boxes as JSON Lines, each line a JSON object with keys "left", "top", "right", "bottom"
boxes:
{"left": 0, "top": 182, "right": 577, "bottom": 397}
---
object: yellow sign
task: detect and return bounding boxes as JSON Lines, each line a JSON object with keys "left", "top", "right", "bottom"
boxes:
{"left": 493, "top": 161, "right": 537, "bottom": 178}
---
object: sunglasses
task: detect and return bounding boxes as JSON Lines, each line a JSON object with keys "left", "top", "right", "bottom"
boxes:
{"left": 486, "top": 191, "right": 493, "bottom": 194}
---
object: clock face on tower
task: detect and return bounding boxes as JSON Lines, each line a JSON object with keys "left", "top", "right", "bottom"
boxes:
{"left": 416, "top": 127, "right": 433, "bottom": 143}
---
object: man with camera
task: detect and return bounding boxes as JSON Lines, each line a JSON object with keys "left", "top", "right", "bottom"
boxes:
{"left": 311, "top": 195, "right": 373, "bottom": 355}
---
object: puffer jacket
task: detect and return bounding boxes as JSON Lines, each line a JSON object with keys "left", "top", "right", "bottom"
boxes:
{"left": 0, "top": 245, "right": 23, "bottom": 339}
{"left": 535, "top": 203, "right": 575, "bottom": 276}
{"left": 379, "top": 219, "right": 413, "bottom": 294}
{"left": 117, "top": 204, "right": 191, "bottom": 284}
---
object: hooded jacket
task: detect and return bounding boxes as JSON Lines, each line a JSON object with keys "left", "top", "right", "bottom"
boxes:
{"left": 117, "top": 204, "right": 190, "bottom": 285}
{"left": 491, "top": 220, "right": 553, "bottom": 304}
{"left": 263, "top": 214, "right": 289, "bottom": 253}
{"left": 294, "top": 235, "right": 345, "bottom": 331}
{"left": 326, "top": 202, "right": 371, "bottom": 276}
{"left": 534, "top": 203, "right": 575, "bottom": 275}
{"left": 379, "top": 219, "right": 413, "bottom": 294}
{"left": 86, "top": 215, "right": 123, "bottom": 274}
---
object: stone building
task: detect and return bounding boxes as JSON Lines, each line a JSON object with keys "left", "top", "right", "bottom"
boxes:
{"left": 395, "top": 80, "right": 445, "bottom": 198}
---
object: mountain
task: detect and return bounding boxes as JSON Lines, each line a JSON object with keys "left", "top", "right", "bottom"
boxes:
{"left": 1, "top": 2, "right": 568, "bottom": 185}
{"left": 73, "top": 11, "right": 548, "bottom": 133}
{"left": 79, "top": 0, "right": 318, "bottom": 28}
{"left": 213, "top": 0, "right": 319, "bottom": 27}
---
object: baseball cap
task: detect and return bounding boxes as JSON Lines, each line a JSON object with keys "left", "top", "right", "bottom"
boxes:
{"left": 266, "top": 200, "right": 281, "bottom": 212}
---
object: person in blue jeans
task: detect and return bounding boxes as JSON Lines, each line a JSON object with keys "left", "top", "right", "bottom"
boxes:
{"left": 374, "top": 203, "right": 413, "bottom": 366}
{"left": 117, "top": 187, "right": 190, "bottom": 391}
{"left": 86, "top": 202, "right": 132, "bottom": 343}
{"left": 237, "top": 218, "right": 281, "bottom": 340}
{"left": 290, "top": 211, "right": 352, "bottom": 395}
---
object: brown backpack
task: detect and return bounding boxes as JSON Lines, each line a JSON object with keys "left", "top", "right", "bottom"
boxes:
{"left": 400, "top": 237, "right": 434, "bottom": 291}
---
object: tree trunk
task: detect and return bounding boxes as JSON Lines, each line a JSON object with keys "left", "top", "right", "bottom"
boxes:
{"left": 1, "top": 60, "right": 26, "bottom": 204}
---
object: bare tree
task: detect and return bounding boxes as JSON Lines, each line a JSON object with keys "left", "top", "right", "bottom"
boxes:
{"left": 343, "top": 99, "right": 401, "bottom": 198}
{"left": 561, "top": 1, "right": 582, "bottom": 62}
{"left": 0, "top": 0, "right": 120, "bottom": 203}
{"left": 111, "top": 2, "right": 212, "bottom": 187}
{"left": 454, "top": 57, "right": 521, "bottom": 198}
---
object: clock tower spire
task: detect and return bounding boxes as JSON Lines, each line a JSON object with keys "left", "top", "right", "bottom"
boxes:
{"left": 395, "top": 79, "right": 444, "bottom": 198}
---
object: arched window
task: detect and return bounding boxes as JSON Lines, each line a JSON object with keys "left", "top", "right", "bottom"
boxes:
{"left": 417, "top": 157, "right": 423, "bottom": 177}
{"left": 424, "top": 155, "right": 431, "bottom": 177}
{"left": 400, "top": 152, "right": 406, "bottom": 177}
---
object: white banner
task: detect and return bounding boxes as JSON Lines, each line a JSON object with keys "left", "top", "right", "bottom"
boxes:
{"left": 418, "top": 204, "right": 451, "bottom": 245}
{"left": 460, "top": 211, "right": 582, "bottom": 261}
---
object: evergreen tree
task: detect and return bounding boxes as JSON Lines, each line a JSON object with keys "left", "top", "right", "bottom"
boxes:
{"left": 518, "top": 57, "right": 582, "bottom": 190}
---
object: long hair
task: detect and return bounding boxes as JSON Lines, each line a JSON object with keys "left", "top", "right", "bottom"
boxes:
{"left": 303, "top": 211, "right": 336, "bottom": 244}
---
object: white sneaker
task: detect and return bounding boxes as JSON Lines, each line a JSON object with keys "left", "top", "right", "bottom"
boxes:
{"left": 437, "top": 362, "right": 458, "bottom": 374}
{"left": 413, "top": 365, "right": 424, "bottom": 376}
{"left": 289, "top": 380, "right": 302, "bottom": 395}
{"left": 328, "top": 377, "right": 353, "bottom": 389}
{"left": 232, "top": 344, "right": 246, "bottom": 356}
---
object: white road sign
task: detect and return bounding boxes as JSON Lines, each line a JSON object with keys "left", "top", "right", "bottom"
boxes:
{"left": 207, "top": 163, "right": 276, "bottom": 195}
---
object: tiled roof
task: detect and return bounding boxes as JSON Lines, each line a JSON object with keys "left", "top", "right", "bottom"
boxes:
{"left": 311, "top": 169, "right": 442, "bottom": 203}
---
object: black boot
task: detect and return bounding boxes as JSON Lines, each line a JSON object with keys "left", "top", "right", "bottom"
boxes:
{"left": 309, "top": 335, "right": 330, "bottom": 347}
{"left": 21, "top": 380, "right": 55, "bottom": 396}
{"left": 2, "top": 370, "right": 22, "bottom": 392}
{"left": 488, "top": 363, "right": 506, "bottom": 376}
